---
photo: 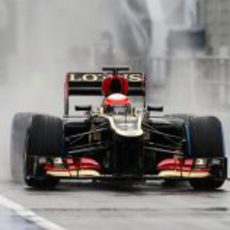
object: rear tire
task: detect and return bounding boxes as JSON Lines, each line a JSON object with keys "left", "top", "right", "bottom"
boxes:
{"left": 188, "top": 116, "right": 226, "bottom": 190}
{"left": 25, "top": 114, "right": 63, "bottom": 189}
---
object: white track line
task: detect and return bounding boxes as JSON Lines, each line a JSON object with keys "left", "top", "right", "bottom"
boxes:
{"left": 0, "top": 194, "right": 65, "bottom": 230}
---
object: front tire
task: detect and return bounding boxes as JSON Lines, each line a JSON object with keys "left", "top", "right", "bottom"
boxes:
{"left": 25, "top": 177, "right": 60, "bottom": 189}
{"left": 188, "top": 116, "right": 226, "bottom": 190}
{"left": 25, "top": 114, "right": 63, "bottom": 189}
{"left": 189, "top": 178, "right": 225, "bottom": 190}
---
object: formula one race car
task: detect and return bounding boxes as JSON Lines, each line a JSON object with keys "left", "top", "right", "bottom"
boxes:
{"left": 11, "top": 67, "right": 227, "bottom": 190}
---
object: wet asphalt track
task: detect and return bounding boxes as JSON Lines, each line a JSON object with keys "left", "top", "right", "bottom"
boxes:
{"left": 0, "top": 180, "right": 230, "bottom": 230}
{"left": 0, "top": 204, "right": 42, "bottom": 230}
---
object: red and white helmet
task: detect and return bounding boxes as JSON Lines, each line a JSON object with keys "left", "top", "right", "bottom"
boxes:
{"left": 103, "top": 93, "right": 131, "bottom": 106}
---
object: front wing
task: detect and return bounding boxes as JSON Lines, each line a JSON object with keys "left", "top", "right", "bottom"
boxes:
{"left": 27, "top": 156, "right": 227, "bottom": 181}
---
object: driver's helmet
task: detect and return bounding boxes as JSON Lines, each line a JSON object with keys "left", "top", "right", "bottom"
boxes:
{"left": 103, "top": 93, "right": 131, "bottom": 114}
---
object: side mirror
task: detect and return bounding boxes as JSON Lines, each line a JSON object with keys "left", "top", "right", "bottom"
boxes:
{"left": 147, "top": 105, "right": 163, "bottom": 112}
{"left": 75, "top": 105, "right": 92, "bottom": 111}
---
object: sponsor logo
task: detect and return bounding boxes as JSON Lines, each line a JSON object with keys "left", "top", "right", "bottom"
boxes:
{"left": 69, "top": 73, "right": 144, "bottom": 82}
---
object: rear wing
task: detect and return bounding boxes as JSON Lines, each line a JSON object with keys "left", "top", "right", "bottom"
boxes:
{"left": 64, "top": 72, "right": 146, "bottom": 115}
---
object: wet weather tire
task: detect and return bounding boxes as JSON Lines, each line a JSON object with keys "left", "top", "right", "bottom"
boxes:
{"left": 25, "top": 114, "right": 63, "bottom": 189}
{"left": 189, "top": 178, "right": 225, "bottom": 190}
{"left": 189, "top": 116, "right": 224, "bottom": 158}
{"left": 10, "top": 113, "right": 35, "bottom": 183}
{"left": 27, "top": 115, "right": 63, "bottom": 157}
{"left": 188, "top": 116, "right": 226, "bottom": 190}
{"left": 25, "top": 177, "right": 60, "bottom": 189}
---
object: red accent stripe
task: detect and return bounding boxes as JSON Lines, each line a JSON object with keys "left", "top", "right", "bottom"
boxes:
{"left": 157, "top": 158, "right": 209, "bottom": 173}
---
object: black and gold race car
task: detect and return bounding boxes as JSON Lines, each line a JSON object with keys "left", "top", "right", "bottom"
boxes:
{"left": 11, "top": 68, "right": 227, "bottom": 190}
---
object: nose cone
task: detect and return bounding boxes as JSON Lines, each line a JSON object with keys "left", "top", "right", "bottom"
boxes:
{"left": 106, "top": 114, "right": 143, "bottom": 138}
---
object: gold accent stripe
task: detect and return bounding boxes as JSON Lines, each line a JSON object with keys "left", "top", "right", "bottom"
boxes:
{"left": 158, "top": 170, "right": 210, "bottom": 178}
{"left": 46, "top": 169, "right": 100, "bottom": 177}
